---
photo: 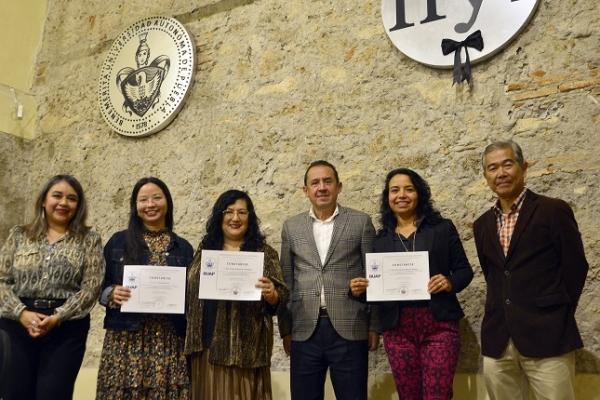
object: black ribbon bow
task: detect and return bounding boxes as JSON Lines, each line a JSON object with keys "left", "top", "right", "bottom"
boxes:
{"left": 441, "top": 30, "right": 484, "bottom": 85}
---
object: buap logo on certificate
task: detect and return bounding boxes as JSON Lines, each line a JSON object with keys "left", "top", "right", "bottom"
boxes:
{"left": 198, "top": 250, "right": 265, "bottom": 301}
{"left": 366, "top": 252, "right": 431, "bottom": 302}
{"left": 120, "top": 265, "right": 187, "bottom": 314}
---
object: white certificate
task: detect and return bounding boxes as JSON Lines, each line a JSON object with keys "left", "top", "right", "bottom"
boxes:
{"left": 366, "top": 252, "right": 431, "bottom": 301}
{"left": 120, "top": 265, "right": 187, "bottom": 314}
{"left": 198, "top": 250, "right": 264, "bottom": 301}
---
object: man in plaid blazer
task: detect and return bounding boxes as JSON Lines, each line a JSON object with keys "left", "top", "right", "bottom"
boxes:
{"left": 278, "top": 160, "right": 380, "bottom": 400}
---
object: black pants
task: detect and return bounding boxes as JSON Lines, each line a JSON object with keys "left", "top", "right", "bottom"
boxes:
{"left": 290, "top": 317, "right": 368, "bottom": 400}
{"left": 0, "top": 314, "right": 89, "bottom": 400}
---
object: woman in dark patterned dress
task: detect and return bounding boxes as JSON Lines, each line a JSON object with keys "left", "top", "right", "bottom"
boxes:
{"left": 185, "top": 190, "right": 289, "bottom": 400}
{"left": 96, "top": 177, "right": 193, "bottom": 399}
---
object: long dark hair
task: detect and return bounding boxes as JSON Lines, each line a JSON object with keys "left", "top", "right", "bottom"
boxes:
{"left": 377, "top": 168, "right": 442, "bottom": 236}
{"left": 202, "top": 190, "right": 266, "bottom": 252}
{"left": 24, "top": 175, "right": 90, "bottom": 240}
{"left": 123, "top": 177, "right": 174, "bottom": 264}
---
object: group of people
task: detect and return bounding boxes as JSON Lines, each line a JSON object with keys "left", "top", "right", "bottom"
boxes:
{"left": 0, "top": 139, "right": 589, "bottom": 400}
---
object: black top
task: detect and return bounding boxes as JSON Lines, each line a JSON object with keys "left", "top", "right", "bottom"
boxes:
{"left": 374, "top": 218, "right": 473, "bottom": 331}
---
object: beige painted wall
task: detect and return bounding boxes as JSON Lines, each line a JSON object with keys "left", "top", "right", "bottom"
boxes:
{"left": 0, "top": 0, "right": 45, "bottom": 139}
{"left": 0, "top": 0, "right": 47, "bottom": 90}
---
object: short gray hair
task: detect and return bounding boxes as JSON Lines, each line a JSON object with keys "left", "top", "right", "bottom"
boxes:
{"left": 481, "top": 140, "right": 525, "bottom": 171}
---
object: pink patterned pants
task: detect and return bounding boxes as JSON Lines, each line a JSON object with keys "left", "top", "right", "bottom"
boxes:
{"left": 382, "top": 306, "right": 460, "bottom": 400}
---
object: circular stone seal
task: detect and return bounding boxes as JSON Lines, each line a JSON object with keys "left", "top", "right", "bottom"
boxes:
{"left": 98, "top": 16, "right": 196, "bottom": 137}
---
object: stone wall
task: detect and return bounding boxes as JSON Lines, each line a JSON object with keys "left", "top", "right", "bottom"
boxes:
{"left": 1, "top": 0, "right": 599, "bottom": 376}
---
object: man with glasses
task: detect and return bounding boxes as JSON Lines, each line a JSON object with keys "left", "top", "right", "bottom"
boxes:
{"left": 278, "top": 160, "right": 380, "bottom": 400}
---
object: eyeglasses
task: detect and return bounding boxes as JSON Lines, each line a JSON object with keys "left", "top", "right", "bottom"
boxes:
{"left": 137, "top": 195, "right": 164, "bottom": 205}
{"left": 222, "top": 209, "right": 249, "bottom": 219}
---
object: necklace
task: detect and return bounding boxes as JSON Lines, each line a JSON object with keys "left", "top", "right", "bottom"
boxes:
{"left": 397, "top": 231, "right": 416, "bottom": 252}
{"left": 47, "top": 231, "right": 66, "bottom": 245}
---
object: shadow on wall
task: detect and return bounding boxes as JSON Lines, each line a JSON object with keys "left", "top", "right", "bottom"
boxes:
{"left": 578, "top": 349, "right": 600, "bottom": 374}
{"left": 456, "top": 318, "right": 483, "bottom": 399}
{"left": 458, "top": 318, "right": 482, "bottom": 374}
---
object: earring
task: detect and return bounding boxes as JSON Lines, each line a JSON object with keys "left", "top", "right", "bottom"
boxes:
{"left": 42, "top": 208, "right": 46, "bottom": 219}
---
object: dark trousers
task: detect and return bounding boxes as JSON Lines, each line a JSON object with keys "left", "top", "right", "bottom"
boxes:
{"left": 0, "top": 315, "right": 89, "bottom": 400}
{"left": 290, "top": 316, "right": 368, "bottom": 400}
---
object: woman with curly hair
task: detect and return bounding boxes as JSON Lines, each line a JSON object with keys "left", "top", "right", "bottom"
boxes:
{"left": 185, "top": 190, "right": 289, "bottom": 400}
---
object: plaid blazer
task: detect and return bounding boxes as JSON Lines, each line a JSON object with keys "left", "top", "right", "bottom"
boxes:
{"left": 278, "top": 205, "right": 380, "bottom": 341}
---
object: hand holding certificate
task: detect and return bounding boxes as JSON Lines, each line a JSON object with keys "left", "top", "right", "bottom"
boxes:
{"left": 366, "top": 252, "right": 431, "bottom": 301}
{"left": 198, "top": 250, "right": 265, "bottom": 301}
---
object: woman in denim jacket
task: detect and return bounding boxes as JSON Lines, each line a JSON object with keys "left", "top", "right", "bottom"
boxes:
{"left": 96, "top": 177, "right": 193, "bottom": 400}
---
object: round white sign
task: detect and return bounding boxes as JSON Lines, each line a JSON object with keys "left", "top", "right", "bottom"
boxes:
{"left": 98, "top": 17, "right": 196, "bottom": 137}
{"left": 382, "top": 0, "right": 540, "bottom": 68}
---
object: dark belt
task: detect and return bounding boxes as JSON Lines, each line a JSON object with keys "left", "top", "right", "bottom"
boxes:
{"left": 319, "top": 307, "right": 328, "bottom": 318}
{"left": 21, "top": 298, "right": 66, "bottom": 309}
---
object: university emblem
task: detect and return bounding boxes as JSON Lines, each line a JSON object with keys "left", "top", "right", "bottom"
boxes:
{"left": 99, "top": 17, "right": 195, "bottom": 136}
{"left": 117, "top": 32, "right": 169, "bottom": 117}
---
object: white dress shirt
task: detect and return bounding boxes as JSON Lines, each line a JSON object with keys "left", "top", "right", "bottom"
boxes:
{"left": 309, "top": 205, "right": 339, "bottom": 308}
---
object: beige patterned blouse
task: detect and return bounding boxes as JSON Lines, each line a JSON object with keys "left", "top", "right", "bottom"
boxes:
{"left": 0, "top": 225, "right": 105, "bottom": 321}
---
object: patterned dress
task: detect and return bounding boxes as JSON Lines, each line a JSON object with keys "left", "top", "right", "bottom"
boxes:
{"left": 96, "top": 230, "right": 190, "bottom": 400}
{"left": 184, "top": 244, "right": 289, "bottom": 400}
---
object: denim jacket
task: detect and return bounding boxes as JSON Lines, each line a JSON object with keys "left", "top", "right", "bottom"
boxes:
{"left": 99, "top": 230, "right": 193, "bottom": 336}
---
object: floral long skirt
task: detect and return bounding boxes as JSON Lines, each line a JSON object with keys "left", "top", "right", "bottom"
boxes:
{"left": 96, "top": 315, "right": 190, "bottom": 400}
